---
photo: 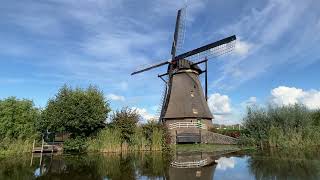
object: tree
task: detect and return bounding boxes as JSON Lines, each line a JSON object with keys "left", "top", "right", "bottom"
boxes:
{"left": 110, "top": 107, "right": 140, "bottom": 145}
{"left": 311, "top": 109, "right": 320, "bottom": 126}
{"left": 0, "top": 97, "right": 40, "bottom": 140}
{"left": 40, "top": 85, "right": 111, "bottom": 137}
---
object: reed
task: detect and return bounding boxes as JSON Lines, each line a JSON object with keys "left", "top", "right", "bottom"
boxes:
{"left": 86, "top": 125, "right": 165, "bottom": 153}
{"left": 87, "top": 128, "right": 122, "bottom": 152}
{"left": 0, "top": 138, "right": 33, "bottom": 156}
{"left": 241, "top": 104, "right": 320, "bottom": 149}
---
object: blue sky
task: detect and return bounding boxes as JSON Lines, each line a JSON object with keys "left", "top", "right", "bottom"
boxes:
{"left": 1, "top": 0, "right": 320, "bottom": 124}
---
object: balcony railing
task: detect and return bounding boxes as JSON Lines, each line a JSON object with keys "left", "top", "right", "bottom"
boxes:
{"left": 171, "top": 159, "right": 208, "bottom": 168}
{"left": 168, "top": 122, "right": 207, "bottom": 130}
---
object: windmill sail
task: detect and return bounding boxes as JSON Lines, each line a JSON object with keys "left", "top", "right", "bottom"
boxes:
{"left": 171, "top": 7, "right": 187, "bottom": 58}
{"left": 131, "top": 60, "right": 170, "bottom": 75}
{"left": 173, "top": 35, "right": 236, "bottom": 62}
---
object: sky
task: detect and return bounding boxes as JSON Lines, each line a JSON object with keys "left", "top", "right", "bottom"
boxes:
{"left": 1, "top": 0, "right": 320, "bottom": 124}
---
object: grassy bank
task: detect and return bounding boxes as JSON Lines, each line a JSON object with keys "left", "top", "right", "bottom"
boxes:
{"left": 0, "top": 139, "right": 34, "bottom": 156}
{"left": 240, "top": 104, "right": 320, "bottom": 149}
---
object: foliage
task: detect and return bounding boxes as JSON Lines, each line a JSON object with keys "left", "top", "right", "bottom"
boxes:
{"left": 87, "top": 128, "right": 122, "bottom": 152}
{"left": 63, "top": 137, "right": 88, "bottom": 153}
{"left": 142, "top": 121, "right": 170, "bottom": 151}
{"left": 242, "top": 104, "right": 320, "bottom": 149}
{"left": 0, "top": 97, "right": 40, "bottom": 140}
{"left": 209, "top": 128, "right": 243, "bottom": 138}
{"left": 109, "top": 107, "right": 139, "bottom": 145}
{"left": 311, "top": 109, "right": 320, "bottom": 126}
{"left": 86, "top": 121, "right": 168, "bottom": 152}
{"left": 40, "top": 85, "right": 111, "bottom": 137}
{"left": 0, "top": 138, "right": 33, "bottom": 156}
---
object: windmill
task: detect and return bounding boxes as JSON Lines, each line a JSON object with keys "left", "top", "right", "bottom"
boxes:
{"left": 131, "top": 7, "right": 236, "bottom": 143}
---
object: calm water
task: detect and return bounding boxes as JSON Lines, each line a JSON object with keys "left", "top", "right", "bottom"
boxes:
{"left": 1, "top": 150, "right": 320, "bottom": 180}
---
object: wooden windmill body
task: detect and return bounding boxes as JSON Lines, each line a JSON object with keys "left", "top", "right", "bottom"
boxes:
{"left": 132, "top": 8, "right": 236, "bottom": 143}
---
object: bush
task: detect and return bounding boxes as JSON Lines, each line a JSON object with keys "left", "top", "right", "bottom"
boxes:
{"left": 0, "top": 97, "right": 40, "bottom": 140}
{"left": 40, "top": 85, "right": 111, "bottom": 138}
{"left": 209, "top": 128, "right": 242, "bottom": 138}
{"left": 63, "top": 137, "right": 88, "bottom": 153}
{"left": 0, "top": 138, "right": 34, "bottom": 156}
{"left": 242, "top": 104, "right": 320, "bottom": 149}
{"left": 87, "top": 128, "right": 122, "bottom": 152}
{"left": 109, "top": 107, "right": 139, "bottom": 145}
{"left": 86, "top": 122, "right": 168, "bottom": 152}
{"left": 311, "top": 110, "right": 320, "bottom": 126}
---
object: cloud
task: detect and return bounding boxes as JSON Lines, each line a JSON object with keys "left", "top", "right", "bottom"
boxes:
{"left": 216, "top": 157, "right": 236, "bottom": 170}
{"left": 208, "top": 93, "right": 236, "bottom": 124}
{"left": 106, "top": 93, "right": 125, "bottom": 102}
{"left": 241, "top": 96, "right": 257, "bottom": 108}
{"left": 213, "top": 0, "right": 317, "bottom": 90}
{"left": 270, "top": 86, "right": 320, "bottom": 109}
{"left": 234, "top": 39, "right": 253, "bottom": 57}
{"left": 132, "top": 107, "right": 156, "bottom": 123}
{"left": 208, "top": 93, "right": 232, "bottom": 114}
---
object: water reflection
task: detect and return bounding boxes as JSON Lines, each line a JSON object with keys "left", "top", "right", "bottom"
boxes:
{"left": 248, "top": 150, "right": 320, "bottom": 180}
{"left": 169, "top": 152, "right": 218, "bottom": 179}
{"left": 0, "top": 149, "right": 320, "bottom": 180}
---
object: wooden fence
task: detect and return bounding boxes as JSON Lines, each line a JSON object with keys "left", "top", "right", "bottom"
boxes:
{"left": 168, "top": 122, "right": 207, "bottom": 130}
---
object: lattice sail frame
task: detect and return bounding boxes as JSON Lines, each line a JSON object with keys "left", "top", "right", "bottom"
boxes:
{"left": 186, "top": 39, "right": 236, "bottom": 62}
{"left": 175, "top": 7, "right": 187, "bottom": 55}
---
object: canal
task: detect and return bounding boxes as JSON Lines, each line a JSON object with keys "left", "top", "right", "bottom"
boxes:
{"left": 1, "top": 149, "right": 320, "bottom": 179}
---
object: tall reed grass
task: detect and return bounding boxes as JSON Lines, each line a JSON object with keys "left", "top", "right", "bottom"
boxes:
{"left": 87, "top": 128, "right": 122, "bottom": 152}
{"left": 0, "top": 138, "right": 33, "bottom": 156}
{"left": 86, "top": 126, "right": 165, "bottom": 152}
{"left": 241, "top": 104, "right": 320, "bottom": 149}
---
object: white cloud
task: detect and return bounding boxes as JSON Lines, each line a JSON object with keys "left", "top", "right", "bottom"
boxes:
{"left": 132, "top": 107, "right": 156, "bottom": 123}
{"left": 241, "top": 96, "right": 257, "bottom": 108}
{"left": 208, "top": 93, "right": 232, "bottom": 114}
{"left": 208, "top": 93, "right": 235, "bottom": 124}
{"left": 270, "top": 86, "right": 320, "bottom": 109}
{"left": 234, "top": 39, "right": 253, "bottom": 57}
{"left": 213, "top": 0, "right": 315, "bottom": 90}
{"left": 216, "top": 157, "right": 236, "bottom": 170}
{"left": 106, "top": 93, "right": 125, "bottom": 102}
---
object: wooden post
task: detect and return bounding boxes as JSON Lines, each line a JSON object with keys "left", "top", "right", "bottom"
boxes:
{"left": 32, "top": 139, "right": 35, "bottom": 152}
{"left": 205, "top": 58, "right": 208, "bottom": 102}
{"left": 39, "top": 137, "right": 44, "bottom": 166}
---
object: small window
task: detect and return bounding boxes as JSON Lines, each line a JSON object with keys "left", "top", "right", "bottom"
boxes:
{"left": 192, "top": 108, "right": 198, "bottom": 114}
{"left": 190, "top": 90, "right": 194, "bottom": 97}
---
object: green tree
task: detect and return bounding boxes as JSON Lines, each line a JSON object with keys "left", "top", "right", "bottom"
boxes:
{"left": 40, "top": 85, "right": 111, "bottom": 137}
{"left": 311, "top": 110, "right": 320, "bottom": 126}
{"left": 0, "top": 97, "right": 39, "bottom": 140}
{"left": 110, "top": 107, "right": 140, "bottom": 145}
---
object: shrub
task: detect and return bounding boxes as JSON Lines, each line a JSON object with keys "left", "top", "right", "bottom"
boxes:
{"left": 40, "top": 85, "right": 111, "bottom": 138}
{"left": 87, "top": 128, "right": 122, "bottom": 152}
{"left": 63, "top": 137, "right": 87, "bottom": 153}
{"left": 0, "top": 97, "right": 40, "bottom": 140}
{"left": 109, "top": 107, "right": 139, "bottom": 145}
{"left": 0, "top": 138, "right": 34, "bottom": 156}
{"left": 242, "top": 103, "right": 320, "bottom": 149}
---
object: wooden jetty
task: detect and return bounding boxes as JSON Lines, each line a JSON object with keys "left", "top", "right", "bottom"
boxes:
{"left": 31, "top": 139, "right": 58, "bottom": 153}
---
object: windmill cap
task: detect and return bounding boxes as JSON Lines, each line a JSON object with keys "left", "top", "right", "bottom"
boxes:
{"left": 175, "top": 59, "right": 202, "bottom": 73}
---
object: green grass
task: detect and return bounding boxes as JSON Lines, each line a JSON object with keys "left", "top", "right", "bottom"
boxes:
{"left": 86, "top": 126, "right": 165, "bottom": 153}
{"left": 0, "top": 138, "right": 33, "bottom": 157}
{"left": 242, "top": 104, "right": 320, "bottom": 149}
{"left": 175, "top": 144, "right": 242, "bottom": 153}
